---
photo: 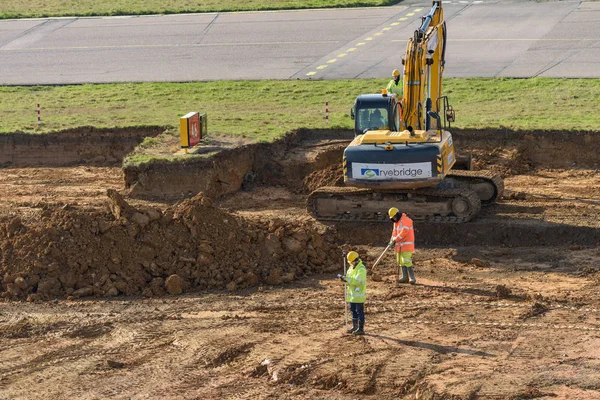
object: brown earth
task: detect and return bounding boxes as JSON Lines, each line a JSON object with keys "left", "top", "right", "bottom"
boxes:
{"left": 0, "top": 128, "right": 599, "bottom": 399}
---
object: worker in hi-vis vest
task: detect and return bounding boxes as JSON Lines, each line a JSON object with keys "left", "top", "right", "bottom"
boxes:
{"left": 388, "top": 207, "right": 416, "bottom": 285}
{"left": 338, "top": 251, "right": 367, "bottom": 335}
{"left": 386, "top": 69, "right": 403, "bottom": 98}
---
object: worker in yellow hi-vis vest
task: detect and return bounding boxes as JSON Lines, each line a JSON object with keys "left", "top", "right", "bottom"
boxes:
{"left": 386, "top": 69, "right": 403, "bottom": 98}
{"left": 338, "top": 251, "right": 367, "bottom": 335}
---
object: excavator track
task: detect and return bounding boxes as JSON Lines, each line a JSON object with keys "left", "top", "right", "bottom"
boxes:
{"left": 307, "top": 186, "right": 481, "bottom": 223}
{"left": 445, "top": 170, "right": 504, "bottom": 205}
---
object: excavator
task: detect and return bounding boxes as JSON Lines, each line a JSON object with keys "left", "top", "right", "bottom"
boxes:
{"left": 307, "top": 0, "right": 503, "bottom": 223}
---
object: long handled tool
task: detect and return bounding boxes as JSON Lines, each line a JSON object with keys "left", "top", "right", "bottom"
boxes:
{"left": 370, "top": 243, "right": 392, "bottom": 273}
{"left": 342, "top": 251, "right": 348, "bottom": 329}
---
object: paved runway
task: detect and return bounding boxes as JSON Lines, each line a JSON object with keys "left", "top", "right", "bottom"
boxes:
{"left": 0, "top": 0, "right": 597, "bottom": 84}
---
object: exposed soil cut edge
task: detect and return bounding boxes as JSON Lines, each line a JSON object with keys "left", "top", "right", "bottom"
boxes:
{"left": 0, "top": 126, "right": 165, "bottom": 167}
{"left": 453, "top": 128, "right": 600, "bottom": 169}
{"left": 123, "top": 128, "right": 352, "bottom": 200}
{"left": 328, "top": 219, "right": 600, "bottom": 248}
{"left": 123, "top": 128, "right": 600, "bottom": 201}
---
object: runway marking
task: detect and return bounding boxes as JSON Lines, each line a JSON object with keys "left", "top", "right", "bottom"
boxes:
{"left": 347, "top": 48, "right": 357, "bottom": 52}
{"left": 391, "top": 22, "right": 400, "bottom": 26}
{"left": 391, "top": 38, "right": 598, "bottom": 43}
{"left": 306, "top": 71, "right": 316, "bottom": 76}
{"left": 327, "top": 59, "right": 337, "bottom": 63}
{"left": 399, "top": 17, "right": 408, "bottom": 21}
{"left": 316, "top": 65, "right": 327, "bottom": 70}
{"left": 337, "top": 53, "right": 347, "bottom": 58}
{"left": 374, "top": 32, "right": 383, "bottom": 36}
{"left": 382, "top": 27, "right": 391, "bottom": 31}
{"left": 0, "top": 40, "right": 339, "bottom": 52}
{"left": 356, "top": 42, "right": 365, "bottom": 46}
{"left": 365, "top": 37, "right": 373, "bottom": 41}
{"left": 406, "top": 13, "right": 415, "bottom": 16}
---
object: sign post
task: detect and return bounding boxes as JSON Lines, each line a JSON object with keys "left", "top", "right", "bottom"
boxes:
{"left": 180, "top": 112, "right": 205, "bottom": 153}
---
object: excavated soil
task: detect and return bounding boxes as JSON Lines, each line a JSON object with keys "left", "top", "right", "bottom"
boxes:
{"left": 1, "top": 127, "right": 599, "bottom": 399}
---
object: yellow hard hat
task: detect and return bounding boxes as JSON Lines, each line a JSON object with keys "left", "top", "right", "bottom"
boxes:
{"left": 388, "top": 207, "right": 399, "bottom": 218}
{"left": 347, "top": 251, "right": 359, "bottom": 263}
{"left": 392, "top": 69, "right": 400, "bottom": 77}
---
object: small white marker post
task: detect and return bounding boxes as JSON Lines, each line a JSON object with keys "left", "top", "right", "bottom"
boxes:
{"left": 37, "top": 104, "right": 41, "bottom": 128}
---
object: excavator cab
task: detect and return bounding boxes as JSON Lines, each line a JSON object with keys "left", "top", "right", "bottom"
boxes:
{"left": 351, "top": 94, "right": 400, "bottom": 136}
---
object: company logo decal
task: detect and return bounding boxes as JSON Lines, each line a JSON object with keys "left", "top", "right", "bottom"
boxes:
{"left": 352, "top": 162, "right": 432, "bottom": 180}
{"left": 361, "top": 168, "right": 379, "bottom": 178}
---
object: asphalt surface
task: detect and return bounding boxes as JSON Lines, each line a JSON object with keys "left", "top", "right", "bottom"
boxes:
{"left": 0, "top": 0, "right": 598, "bottom": 84}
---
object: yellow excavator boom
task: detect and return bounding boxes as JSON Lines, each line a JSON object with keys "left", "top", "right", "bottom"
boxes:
{"left": 402, "top": 1, "right": 447, "bottom": 133}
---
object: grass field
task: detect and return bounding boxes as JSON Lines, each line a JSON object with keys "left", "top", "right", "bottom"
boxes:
{"left": 0, "top": 0, "right": 396, "bottom": 19}
{"left": 1, "top": 78, "right": 599, "bottom": 141}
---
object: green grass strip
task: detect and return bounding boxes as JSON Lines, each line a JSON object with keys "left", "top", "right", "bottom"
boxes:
{"left": 1, "top": 78, "right": 599, "bottom": 140}
{"left": 0, "top": 0, "right": 397, "bottom": 19}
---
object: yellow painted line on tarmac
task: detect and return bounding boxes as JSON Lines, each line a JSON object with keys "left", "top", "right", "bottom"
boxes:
{"left": 415, "top": 8, "right": 423, "bottom": 12}
{"left": 365, "top": 37, "right": 373, "bottom": 41}
{"left": 382, "top": 27, "right": 391, "bottom": 31}
{"left": 327, "top": 59, "right": 337, "bottom": 63}
{"left": 390, "top": 38, "right": 599, "bottom": 42}
{"left": 391, "top": 22, "right": 400, "bottom": 26}
{"left": 306, "top": 71, "right": 316, "bottom": 76}
{"left": 391, "top": 38, "right": 599, "bottom": 46}
{"left": 316, "top": 65, "right": 327, "bottom": 70}
{"left": 399, "top": 17, "right": 408, "bottom": 21}
{"left": 460, "top": 38, "right": 599, "bottom": 41}
{"left": 356, "top": 42, "right": 365, "bottom": 46}
{"left": 347, "top": 48, "right": 357, "bottom": 52}
{"left": 374, "top": 32, "right": 383, "bottom": 36}
{"left": 337, "top": 53, "right": 348, "bottom": 57}
{"left": 406, "top": 13, "right": 415, "bottom": 16}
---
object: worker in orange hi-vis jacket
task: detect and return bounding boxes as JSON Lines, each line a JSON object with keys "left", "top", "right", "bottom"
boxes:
{"left": 388, "top": 207, "right": 416, "bottom": 285}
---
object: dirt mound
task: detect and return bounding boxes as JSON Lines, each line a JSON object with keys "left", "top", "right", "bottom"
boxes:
{"left": 0, "top": 191, "right": 340, "bottom": 300}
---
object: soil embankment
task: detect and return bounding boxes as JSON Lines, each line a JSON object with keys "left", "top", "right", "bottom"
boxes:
{"left": 0, "top": 127, "right": 165, "bottom": 167}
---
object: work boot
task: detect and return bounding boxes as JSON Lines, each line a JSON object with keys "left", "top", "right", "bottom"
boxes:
{"left": 397, "top": 266, "right": 409, "bottom": 284}
{"left": 353, "top": 321, "right": 365, "bottom": 335}
{"left": 347, "top": 319, "right": 358, "bottom": 334}
{"left": 407, "top": 267, "right": 416, "bottom": 285}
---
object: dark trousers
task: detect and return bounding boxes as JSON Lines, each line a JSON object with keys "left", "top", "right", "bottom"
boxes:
{"left": 350, "top": 302, "right": 365, "bottom": 323}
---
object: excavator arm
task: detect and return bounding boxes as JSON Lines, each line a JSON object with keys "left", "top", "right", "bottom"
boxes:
{"left": 402, "top": 1, "right": 447, "bottom": 133}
